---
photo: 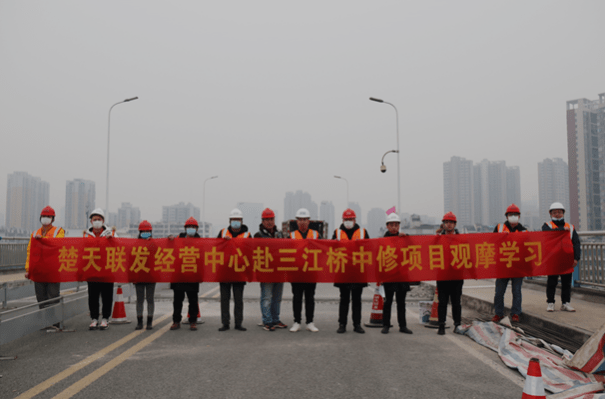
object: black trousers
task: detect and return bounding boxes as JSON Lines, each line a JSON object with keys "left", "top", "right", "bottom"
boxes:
{"left": 382, "top": 283, "right": 409, "bottom": 328}
{"left": 338, "top": 285, "right": 364, "bottom": 326}
{"left": 35, "top": 282, "right": 61, "bottom": 309}
{"left": 172, "top": 289, "right": 198, "bottom": 323}
{"left": 291, "top": 283, "right": 316, "bottom": 324}
{"left": 88, "top": 282, "right": 114, "bottom": 320}
{"left": 437, "top": 280, "right": 463, "bottom": 326}
{"left": 220, "top": 282, "right": 245, "bottom": 326}
{"left": 547, "top": 273, "right": 573, "bottom": 304}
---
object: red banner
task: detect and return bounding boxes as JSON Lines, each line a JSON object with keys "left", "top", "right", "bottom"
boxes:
{"left": 28, "top": 231, "right": 574, "bottom": 283}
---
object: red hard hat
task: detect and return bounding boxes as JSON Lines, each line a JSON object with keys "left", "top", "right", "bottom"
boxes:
{"left": 138, "top": 220, "right": 152, "bottom": 231}
{"left": 185, "top": 217, "right": 199, "bottom": 227}
{"left": 40, "top": 206, "right": 55, "bottom": 217}
{"left": 261, "top": 208, "right": 275, "bottom": 219}
{"left": 505, "top": 203, "right": 520, "bottom": 215}
{"left": 442, "top": 212, "right": 457, "bottom": 222}
{"left": 343, "top": 209, "right": 356, "bottom": 219}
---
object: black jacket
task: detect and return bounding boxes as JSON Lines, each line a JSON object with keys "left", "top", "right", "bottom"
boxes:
{"left": 170, "top": 232, "right": 201, "bottom": 291}
{"left": 493, "top": 221, "right": 527, "bottom": 233}
{"left": 254, "top": 224, "right": 284, "bottom": 238}
{"left": 383, "top": 231, "right": 412, "bottom": 289}
{"left": 541, "top": 219, "right": 581, "bottom": 261}
{"left": 332, "top": 223, "right": 368, "bottom": 288}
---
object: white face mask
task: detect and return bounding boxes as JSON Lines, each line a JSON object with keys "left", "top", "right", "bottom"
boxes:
{"left": 40, "top": 217, "right": 52, "bottom": 226}
{"left": 92, "top": 220, "right": 103, "bottom": 229}
{"left": 343, "top": 221, "right": 354, "bottom": 229}
{"left": 507, "top": 215, "right": 519, "bottom": 224}
{"left": 551, "top": 217, "right": 564, "bottom": 222}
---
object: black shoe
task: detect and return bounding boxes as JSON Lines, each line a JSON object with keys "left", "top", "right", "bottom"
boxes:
{"left": 146, "top": 316, "right": 153, "bottom": 330}
{"left": 234, "top": 325, "right": 247, "bottom": 331}
{"left": 337, "top": 324, "right": 346, "bottom": 334}
{"left": 263, "top": 324, "right": 275, "bottom": 331}
{"left": 135, "top": 317, "right": 143, "bottom": 330}
{"left": 353, "top": 325, "right": 365, "bottom": 334}
{"left": 437, "top": 324, "right": 445, "bottom": 335}
{"left": 170, "top": 322, "right": 180, "bottom": 330}
{"left": 218, "top": 325, "right": 230, "bottom": 331}
{"left": 381, "top": 326, "right": 389, "bottom": 334}
{"left": 399, "top": 327, "right": 413, "bottom": 334}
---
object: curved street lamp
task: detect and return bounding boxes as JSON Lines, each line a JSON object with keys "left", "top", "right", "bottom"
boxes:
{"left": 106, "top": 96, "right": 139, "bottom": 214}
{"left": 202, "top": 175, "right": 219, "bottom": 237}
{"left": 380, "top": 150, "right": 398, "bottom": 173}
{"left": 334, "top": 175, "right": 349, "bottom": 208}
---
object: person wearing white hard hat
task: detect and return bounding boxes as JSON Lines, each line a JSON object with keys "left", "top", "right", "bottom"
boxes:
{"left": 217, "top": 208, "right": 251, "bottom": 331}
{"left": 380, "top": 213, "right": 413, "bottom": 334}
{"left": 542, "top": 202, "right": 581, "bottom": 312}
{"left": 83, "top": 208, "right": 117, "bottom": 331}
{"left": 289, "top": 208, "right": 322, "bottom": 333}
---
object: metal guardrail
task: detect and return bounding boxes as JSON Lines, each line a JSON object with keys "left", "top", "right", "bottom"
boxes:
{"left": 0, "top": 240, "right": 28, "bottom": 270}
{"left": 1, "top": 280, "right": 87, "bottom": 308}
{"left": 578, "top": 243, "right": 605, "bottom": 288}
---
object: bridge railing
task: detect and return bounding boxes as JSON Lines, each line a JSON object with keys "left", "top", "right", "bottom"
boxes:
{"left": 0, "top": 238, "right": 29, "bottom": 272}
{"left": 577, "top": 231, "right": 605, "bottom": 289}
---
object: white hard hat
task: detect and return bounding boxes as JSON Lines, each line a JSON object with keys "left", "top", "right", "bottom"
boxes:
{"left": 230, "top": 208, "right": 243, "bottom": 219}
{"left": 295, "top": 208, "right": 311, "bottom": 218}
{"left": 90, "top": 208, "right": 105, "bottom": 220}
{"left": 549, "top": 202, "right": 565, "bottom": 212}
{"left": 386, "top": 213, "right": 401, "bottom": 224}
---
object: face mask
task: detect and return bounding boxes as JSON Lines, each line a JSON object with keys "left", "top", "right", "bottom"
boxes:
{"left": 551, "top": 217, "right": 564, "bottom": 222}
{"left": 231, "top": 220, "right": 242, "bottom": 229}
{"left": 41, "top": 217, "right": 52, "bottom": 226}
{"left": 92, "top": 220, "right": 103, "bottom": 229}
{"left": 507, "top": 215, "right": 519, "bottom": 224}
{"left": 343, "top": 221, "right": 354, "bottom": 229}
{"left": 186, "top": 228, "right": 197, "bottom": 236}
{"left": 140, "top": 232, "right": 152, "bottom": 239}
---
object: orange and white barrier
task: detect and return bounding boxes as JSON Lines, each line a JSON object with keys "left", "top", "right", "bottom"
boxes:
{"left": 109, "top": 285, "right": 130, "bottom": 324}
{"left": 522, "top": 358, "right": 546, "bottom": 399}
{"left": 364, "top": 286, "right": 384, "bottom": 328}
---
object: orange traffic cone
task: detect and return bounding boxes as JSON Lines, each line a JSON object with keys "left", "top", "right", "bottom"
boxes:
{"left": 522, "top": 358, "right": 546, "bottom": 398}
{"left": 182, "top": 301, "right": 204, "bottom": 324}
{"left": 364, "top": 286, "right": 385, "bottom": 328}
{"left": 424, "top": 287, "right": 447, "bottom": 329}
{"left": 109, "top": 285, "right": 131, "bottom": 324}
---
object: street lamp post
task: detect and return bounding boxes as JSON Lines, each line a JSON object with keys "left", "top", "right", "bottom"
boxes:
{"left": 334, "top": 175, "right": 349, "bottom": 208}
{"left": 106, "top": 96, "right": 138, "bottom": 214}
{"left": 370, "top": 97, "right": 401, "bottom": 215}
{"left": 202, "top": 175, "right": 218, "bottom": 237}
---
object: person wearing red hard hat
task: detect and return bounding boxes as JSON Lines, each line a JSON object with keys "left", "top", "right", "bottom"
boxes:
{"left": 542, "top": 202, "right": 581, "bottom": 313}
{"left": 332, "top": 208, "right": 369, "bottom": 334}
{"left": 436, "top": 212, "right": 463, "bottom": 336}
{"left": 170, "top": 217, "right": 201, "bottom": 331}
{"left": 25, "top": 206, "right": 65, "bottom": 312}
{"left": 492, "top": 204, "right": 527, "bottom": 324}
{"left": 134, "top": 220, "right": 155, "bottom": 330}
{"left": 254, "top": 208, "right": 287, "bottom": 331}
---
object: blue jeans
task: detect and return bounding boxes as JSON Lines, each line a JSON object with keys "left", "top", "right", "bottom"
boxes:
{"left": 260, "top": 283, "right": 284, "bottom": 325}
{"left": 494, "top": 278, "right": 523, "bottom": 317}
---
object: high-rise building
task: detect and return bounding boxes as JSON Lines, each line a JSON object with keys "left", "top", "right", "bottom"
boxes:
{"left": 284, "top": 191, "right": 318, "bottom": 220}
{"left": 65, "top": 179, "right": 95, "bottom": 229}
{"left": 443, "top": 156, "right": 474, "bottom": 227}
{"left": 347, "top": 202, "right": 362, "bottom": 226}
{"left": 319, "top": 201, "right": 335, "bottom": 232}
{"left": 6, "top": 171, "right": 50, "bottom": 232}
{"left": 367, "top": 208, "right": 386, "bottom": 238}
{"left": 507, "top": 166, "right": 521, "bottom": 209}
{"left": 162, "top": 202, "right": 200, "bottom": 225}
{"left": 236, "top": 202, "right": 264, "bottom": 236}
{"left": 538, "top": 158, "right": 569, "bottom": 220}
{"left": 566, "top": 93, "right": 605, "bottom": 230}
{"left": 117, "top": 202, "right": 141, "bottom": 229}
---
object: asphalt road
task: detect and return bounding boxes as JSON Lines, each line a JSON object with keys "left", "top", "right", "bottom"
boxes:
{"left": 1, "top": 288, "right": 526, "bottom": 399}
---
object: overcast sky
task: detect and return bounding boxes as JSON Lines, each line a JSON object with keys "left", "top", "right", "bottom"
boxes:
{"left": 1, "top": 1, "right": 604, "bottom": 230}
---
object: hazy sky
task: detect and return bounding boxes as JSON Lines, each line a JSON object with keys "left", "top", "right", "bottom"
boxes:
{"left": 1, "top": 1, "right": 604, "bottom": 230}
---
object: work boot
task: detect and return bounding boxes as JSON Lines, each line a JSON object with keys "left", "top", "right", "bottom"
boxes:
{"left": 190, "top": 322, "right": 197, "bottom": 331}
{"left": 218, "top": 324, "right": 230, "bottom": 331}
{"left": 234, "top": 325, "right": 247, "bottom": 331}
{"left": 146, "top": 316, "right": 153, "bottom": 330}
{"left": 399, "top": 326, "right": 413, "bottom": 334}
{"left": 135, "top": 316, "right": 143, "bottom": 330}
{"left": 381, "top": 326, "right": 389, "bottom": 334}
{"left": 353, "top": 325, "right": 365, "bottom": 334}
{"left": 170, "top": 322, "right": 180, "bottom": 330}
{"left": 337, "top": 324, "right": 346, "bottom": 334}
{"left": 437, "top": 324, "right": 445, "bottom": 335}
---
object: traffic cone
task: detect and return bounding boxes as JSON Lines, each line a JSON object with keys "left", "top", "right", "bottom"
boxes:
{"left": 424, "top": 287, "right": 448, "bottom": 329}
{"left": 364, "top": 286, "right": 385, "bottom": 328}
{"left": 522, "top": 358, "right": 546, "bottom": 398}
{"left": 182, "top": 302, "right": 204, "bottom": 324}
{"left": 109, "top": 285, "right": 130, "bottom": 324}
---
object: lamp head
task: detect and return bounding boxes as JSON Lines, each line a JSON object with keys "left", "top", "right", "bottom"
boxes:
{"left": 380, "top": 164, "right": 387, "bottom": 173}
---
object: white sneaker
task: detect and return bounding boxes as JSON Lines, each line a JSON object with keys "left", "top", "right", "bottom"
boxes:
{"left": 561, "top": 303, "right": 576, "bottom": 312}
{"left": 546, "top": 303, "right": 555, "bottom": 312}
{"left": 100, "top": 318, "right": 109, "bottom": 330}
{"left": 289, "top": 322, "right": 301, "bottom": 332}
{"left": 306, "top": 322, "right": 319, "bottom": 332}
{"left": 89, "top": 319, "right": 98, "bottom": 330}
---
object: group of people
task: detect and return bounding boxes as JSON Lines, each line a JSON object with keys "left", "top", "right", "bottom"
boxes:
{"left": 24, "top": 200, "right": 580, "bottom": 336}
